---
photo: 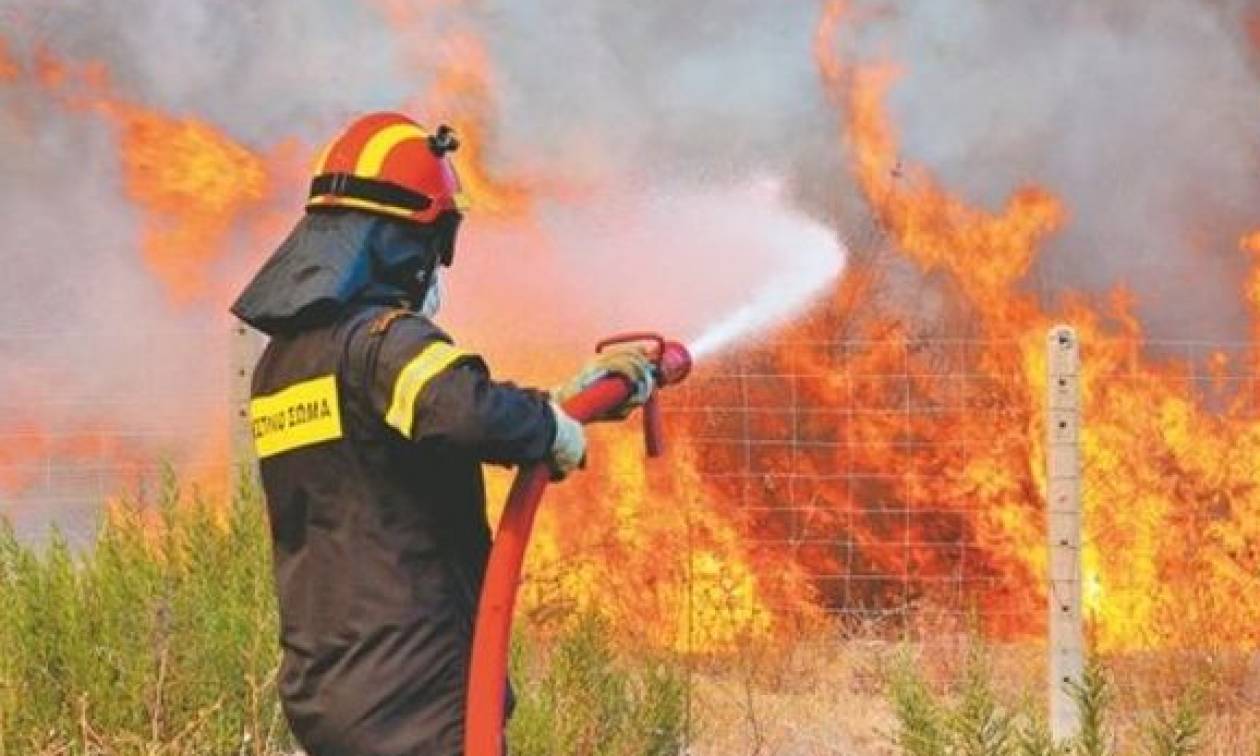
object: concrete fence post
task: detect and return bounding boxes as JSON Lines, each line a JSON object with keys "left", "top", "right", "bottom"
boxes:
{"left": 230, "top": 321, "right": 264, "bottom": 488}
{"left": 1047, "top": 325, "right": 1084, "bottom": 742}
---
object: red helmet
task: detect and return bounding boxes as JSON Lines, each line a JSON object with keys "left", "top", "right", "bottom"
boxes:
{"left": 307, "top": 112, "right": 468, "bottom": 226}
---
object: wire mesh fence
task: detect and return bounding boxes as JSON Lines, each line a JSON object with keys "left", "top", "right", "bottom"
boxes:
{"left": 3, "top": 325, "right": 1259, "bottom": 753}
{"left": 665, "top": 337, "right": 1047, "bottom": 638}
{"left": 0, "top": 328, "right": 233, "bottom": 544}
{"left": 4, "top": 325, "right": 1257, "bottom": 651}
{"left": 653, "top": 330, "right": 1260, "bottom": 751}
{"left": 662, "top": 333, "right": 1260, "bottom": 650}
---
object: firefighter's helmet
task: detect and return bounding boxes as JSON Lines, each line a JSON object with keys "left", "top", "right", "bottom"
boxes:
{"left": 307, "top": 112, "right": 467, "bottom": 226}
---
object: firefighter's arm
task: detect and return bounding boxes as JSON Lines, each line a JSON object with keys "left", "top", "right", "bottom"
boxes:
{"left": 398, "top": 358, "right": 558, "bottom": 465}
{"left": 369, "top": 326, "right": 558, "bottom": 465}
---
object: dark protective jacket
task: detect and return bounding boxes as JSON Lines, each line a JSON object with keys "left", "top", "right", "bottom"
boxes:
{"left": 234, "top": 208, "right": 555, "bottom": 754}
{"left": 250, "top": 304, "right": 555, "bottom": 755}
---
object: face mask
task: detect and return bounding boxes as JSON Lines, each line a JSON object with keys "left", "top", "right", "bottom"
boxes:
{"left": 418, "top": 269, "right": 443, "bottom": 318}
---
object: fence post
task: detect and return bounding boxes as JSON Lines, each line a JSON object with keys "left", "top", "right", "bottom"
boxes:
{"left": 1047, "top": 325, "right": 1084, "bottom": 742}
{"left": 230, "top": 321, "right": 264, "bottom": 488}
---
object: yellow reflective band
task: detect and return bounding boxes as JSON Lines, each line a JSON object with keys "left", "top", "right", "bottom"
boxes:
{"left": 308, "top": 194, "right": 419, "bottom": 220}
{"left": 386, "top": 342, "right": 470, "bottom": 438}
{"left": 355, "top": 123, "right": 428, "bottom": 178}
{"left": 250, "top": 375, "right": 343, "bottom": 459}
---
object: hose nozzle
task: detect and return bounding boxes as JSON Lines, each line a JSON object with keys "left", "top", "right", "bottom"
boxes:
{"left": 656, "top": 339, "right": 692, "bottom": 388}
{"left": 595, "top": 332, "right": 693, "bottom": 457}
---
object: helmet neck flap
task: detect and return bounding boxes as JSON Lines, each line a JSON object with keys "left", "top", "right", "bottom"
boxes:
{"left": 230, "top": 209, "right": 456, "bottom": 336}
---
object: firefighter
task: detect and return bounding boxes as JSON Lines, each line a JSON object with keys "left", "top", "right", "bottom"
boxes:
{"left": 230, "top": 112, "right": 653, "bottom": 755}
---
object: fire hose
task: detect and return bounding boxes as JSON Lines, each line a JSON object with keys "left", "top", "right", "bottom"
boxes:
{"left": 464, "top": 333, "right": 693, "bottom": 756}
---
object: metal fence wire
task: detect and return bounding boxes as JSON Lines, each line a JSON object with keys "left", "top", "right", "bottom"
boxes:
{"left": 665, "top": 337, "right": 1047, "bottom": 636}
{"left": 661, "top": 332, "right": 1260, "bottom": 647}
{"left": 4, "top": 327, "right": 1258, "bottom": 644}
{"left": 3, "top": 326, "right": 1259, "bottom": 748}
{"left": 0, "top": 328, "right": 233, "bottom": 544}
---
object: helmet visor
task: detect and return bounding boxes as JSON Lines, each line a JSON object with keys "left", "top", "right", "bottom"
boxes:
{"left": 433, "top": 210, "right": 462, "bottom": 267}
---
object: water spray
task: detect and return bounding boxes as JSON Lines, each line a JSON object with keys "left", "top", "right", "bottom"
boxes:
{"left": 686, "top": 205, "right": 845, "bottom": 360}
{"left": 465, "top": 333, "right": 692, "bottom": 756}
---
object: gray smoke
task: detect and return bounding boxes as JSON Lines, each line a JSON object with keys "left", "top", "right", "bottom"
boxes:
{"left": 481, "top": 1, "right": 833, "bottom": 186}
{"left": 1, "top": 0, "right": 1258, "bottom": 534}
{"left": 860, "top": 0, "right": 1260, "bottom": 341}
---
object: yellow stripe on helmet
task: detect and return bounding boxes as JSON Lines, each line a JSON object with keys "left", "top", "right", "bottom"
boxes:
{"left": 385, "top": 341, "right": 472, "bottom": 438}
{"left": 355, "top": 122, "right": 429, "bottom": 178}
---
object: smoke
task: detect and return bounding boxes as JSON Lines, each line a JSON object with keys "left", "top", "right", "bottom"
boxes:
{"left": 2, "top": 0, "right": 1260, "bottom": 532}
{"left": 852, "top": 0, "right": 1260, "bottom": 341}
{"left": 481, "top": 1, "right": 834, "bottom": 186}
{"left": 1, "top": 1, "right": 406, "bottom": 142}
{"left": 0, "top": 0, "right": 848, "bottom": 532}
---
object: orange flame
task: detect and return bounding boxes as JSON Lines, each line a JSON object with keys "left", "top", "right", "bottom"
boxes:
{"left": 427, "top": 32, "right": 531, "bottom": 218}
{"left": 1241, "top": 231, "right": 1260, "bottom": 343}
{"left": 0, "top": 38, "right": 17, "bottom": 82}
{"left": 807, "top": 0, "right": 1260, "bottom": 649}
{"left": 105, "top": 106, "right": 270, "bottom": 304}
{"left": 6, "top": 7, "right": 1259, "bottom": 657}
{"left": 9, "top": 48, "right": 277, "bottom": 305}
{"left": 369, "top": 0, "right": 532, "bottom": 218}
{"left": 0, "top": 52, "right": 265, "bottom": 519}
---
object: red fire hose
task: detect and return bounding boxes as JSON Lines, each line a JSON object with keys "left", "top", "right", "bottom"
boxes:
{"left": 464, "top": 334, "right": 693, "bottom": 756}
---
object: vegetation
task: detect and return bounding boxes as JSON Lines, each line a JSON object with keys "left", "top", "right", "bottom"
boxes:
{"left": 0, "top": 474, "right": 685, "bottom": 755}
{"left": 887, "top": 643, "right": 1209, "bottom": 756}
{"left": 508, "top": 615, "right": 686, "bottom": 756}
{"left": 0, "top": 474, "right": 289, "bottom": 755}
{"left": 0, "top": 473, "right": 1244, "bottom": 755}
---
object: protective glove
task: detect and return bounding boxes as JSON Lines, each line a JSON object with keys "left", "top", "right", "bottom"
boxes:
{"left": 551, "top": 347, "right": 656, "bottom": 422}
{"left": 547, "top": 402, "right": 587, "bottom": 481}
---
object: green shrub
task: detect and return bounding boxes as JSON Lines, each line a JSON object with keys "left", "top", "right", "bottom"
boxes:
{"left": 1140, "top": 685, "right": 1203, "bottom": 756}
{"left": 889, "top": 641, "right": 1033, "bottom": 756}
{"left": 888, "top": 649, "right": 1207, "bottom": 756}
{"left": 0, "top": 473, "right": 289, "bottom": 755}
{"left": 508, "top": 613, "right": 686, "bottom": 756}
{"left": 1068, "top": 659, "right": 1113, "bottom": 756}
{"left": 0, "top": 474, "right": 687, "bottom": 755}
{"left": 888, "top": 653, "right": 950, "bottom": 756}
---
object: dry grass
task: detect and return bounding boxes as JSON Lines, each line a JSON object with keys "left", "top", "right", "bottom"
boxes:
{"left": 682, "top": 623, "right": 1260, "bottom": 755}
{"left": 688, "top": 636, "right": 896, "bottom": 755}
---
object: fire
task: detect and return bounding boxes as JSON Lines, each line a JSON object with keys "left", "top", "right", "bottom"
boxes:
{"left": 808, "top": 0, "right": 1260, "bottom": 649}
{"left": 0, "top": 418, "right": 53, "bottom": 494}
{"left": 369, "top": 1, "right": 532, "bottom": 218}
{"left": 0, "top": 38, "right": 16, "bottom": 82}
{"left": 1242, "top": 232, "right": 1260, "bottom": 342}
{"left": 105, "top": 106, "right": 271, "bottom": 305}
{"left": 0, "top": 50, "right": 264, "bottom": 515}
{"left": 4, "top": 4, "right": 1258, "bottom": 660}
{"left": 502, "top": 425, "right": 819, "bottom": 651}
{"left": 427, "top": 32, "right": 531, "bottom": 218}
{"left": 840, "top": 60, "right": 1065, "bottom": 317}
{"left": 6, "top": 47, "right": 276, "bottom": 305}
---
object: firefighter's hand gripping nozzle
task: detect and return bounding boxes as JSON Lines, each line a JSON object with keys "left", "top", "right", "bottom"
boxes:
{"left": 594, "top": 332, "right": 693, "bottom": 457}
{"left": 465, "top": 333, "right": 692, "bottom": 756}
